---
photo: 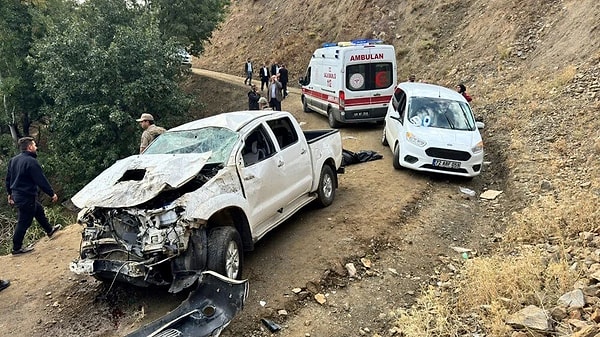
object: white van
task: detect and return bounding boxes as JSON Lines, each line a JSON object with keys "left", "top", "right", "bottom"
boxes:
{"left": 299, "top": 39, "right": 397, "bottom": 128}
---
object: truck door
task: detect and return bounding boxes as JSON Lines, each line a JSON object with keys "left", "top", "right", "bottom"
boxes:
{"left": 239, "top": 125, "right": 286, "bottom": 227}
{"left": 266, "top": 117, "right": 312, "bottom": 205}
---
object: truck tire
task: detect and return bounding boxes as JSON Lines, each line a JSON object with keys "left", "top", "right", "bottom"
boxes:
{"left": 381, "top": 126, "right": 389, "bottom": 146}
{"left": 303, "top": 97, "right": 311, "bottom": 113}
{"left": 328, "top": 110, "right": 341, "bottom": 128}
{"left": 207, "top": 227, "right": 243, "bottom": 280}
{"left": 393, "top": 143, "right": 403, "bottom": 170}
{"left": 316, "top": 165, "right": 336, "bottom": 207}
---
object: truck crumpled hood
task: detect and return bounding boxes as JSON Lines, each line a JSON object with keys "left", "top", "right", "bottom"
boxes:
{"left": 71, "top": 153, "right": 212, "bottom": 209}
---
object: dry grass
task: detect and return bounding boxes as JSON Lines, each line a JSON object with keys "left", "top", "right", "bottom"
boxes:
{"left": 393, "top": 285, "right": 466, "bottom": 337}
{"left": 455, "top": 249, "right": 579, "bottom": 335}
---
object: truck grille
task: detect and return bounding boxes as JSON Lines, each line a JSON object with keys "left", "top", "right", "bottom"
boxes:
{"left": 155, "top": 329, "right": 183, "bottom": 337}
{"left": 425, "top": 147, "right": 471, "bottom": 161}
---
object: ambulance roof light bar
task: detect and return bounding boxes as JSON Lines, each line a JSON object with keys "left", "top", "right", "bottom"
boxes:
{"left": 320, "top": 39, "right": 384, "bottom": 48}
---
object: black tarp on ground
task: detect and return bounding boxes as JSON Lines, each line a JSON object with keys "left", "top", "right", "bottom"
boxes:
{"left": 341, "top": 149, "right": 383, "bottom": 166}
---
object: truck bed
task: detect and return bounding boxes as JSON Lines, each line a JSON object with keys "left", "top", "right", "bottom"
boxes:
{"left": 304, "top": 129, "right": 340, "bottom": 144}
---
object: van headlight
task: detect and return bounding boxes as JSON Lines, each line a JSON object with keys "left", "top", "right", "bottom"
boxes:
{"left": 472, "top": 141, "right": 484, "bottom": 154}
{"left": 406, "top": 132, "right": 427, "bottom": 147}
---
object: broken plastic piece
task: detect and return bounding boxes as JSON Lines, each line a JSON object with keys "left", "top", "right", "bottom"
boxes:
{"left": 261, "top": 318, "right": 281, "bottom": 332}
{"left": 126, "top": 271, "right": 248, "bottom": 337}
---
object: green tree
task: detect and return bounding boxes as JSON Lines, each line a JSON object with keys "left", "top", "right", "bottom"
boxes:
{"left": 0, "top": 0, "right": 38, "bottom": 143}
{"left": 32, "top": 2, "right": 193, "bottom": 196}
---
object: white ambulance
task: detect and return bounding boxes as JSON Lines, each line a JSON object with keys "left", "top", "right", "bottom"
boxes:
{"left": 299, "top": 39, "right": 397, "bottom": 128}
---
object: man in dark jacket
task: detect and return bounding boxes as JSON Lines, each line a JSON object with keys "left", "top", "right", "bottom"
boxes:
{"left": 248, "top": 84, "right": 261, "bottom": 110}
{"left": 259, "top": 64, "right": 270, "bottom": 91}
{"left": 278, "top": 64, "right": 289, "bottom": 98}
{"left": 5, "top": 137, "right": 61, "bottom": 255}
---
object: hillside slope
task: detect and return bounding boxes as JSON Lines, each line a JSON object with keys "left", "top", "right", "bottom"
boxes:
{"left": 195, "top": 0, "right": 600, "bottom": 334}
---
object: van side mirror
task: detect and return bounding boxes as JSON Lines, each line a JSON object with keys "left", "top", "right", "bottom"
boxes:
{"left": 298, "top": 77, "right": 306, "bottom": 86}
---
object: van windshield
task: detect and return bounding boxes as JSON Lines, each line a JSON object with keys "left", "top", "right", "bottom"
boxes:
{"left": 346, "top": 63, "right": 393, "bottom": 91}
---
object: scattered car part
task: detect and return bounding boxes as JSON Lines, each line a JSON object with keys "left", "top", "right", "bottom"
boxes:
{"left": 126, "top": 271, "right": 248, "bottom": 337}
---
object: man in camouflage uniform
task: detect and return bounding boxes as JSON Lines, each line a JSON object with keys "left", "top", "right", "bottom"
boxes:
{"left": 137, "top": 113, "right": 166, "bottom": 153}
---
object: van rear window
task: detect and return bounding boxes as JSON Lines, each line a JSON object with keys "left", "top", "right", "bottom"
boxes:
{"left": 346, "top": 63, "right": 393, "bottom": 91}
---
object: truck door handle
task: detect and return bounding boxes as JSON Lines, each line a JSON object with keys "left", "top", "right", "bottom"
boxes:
{"left": 243, "top": 174, "right": 256, "bottom": 180}
{"left": 277, "top": 159, "right": 284, "bottom": 167}
{"left": 300, "top": 148, "right": 307, "bottom": 154}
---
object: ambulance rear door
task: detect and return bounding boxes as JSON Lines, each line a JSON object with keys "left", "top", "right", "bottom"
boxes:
{"left": 342, "top": 43, "right": 396, "bottom": 123}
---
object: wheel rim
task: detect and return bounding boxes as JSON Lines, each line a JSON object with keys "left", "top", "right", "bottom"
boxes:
{"left": 322, "top": 173, "right": 333, "bottom": 199}
{"left": 225, "top": 240, "right": 240, "bottom": 278}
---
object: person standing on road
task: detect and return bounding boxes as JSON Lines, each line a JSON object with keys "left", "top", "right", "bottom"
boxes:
{"left": 267, "top": 75, "right": 283, "bottom": 111}
{"left": 278, "top": 64, "right": 289, "bottom": 98}
{"left": 244, "top": 58, "right": 253, "bottom": 85}
{"left": 137, "top": 113, "right": 166, "bottom": 153}
{"left": 248, "top": 84, "right": 261, "bottom": 110}
{"left": 5, "top": 137, "right": 61, "bottom": 255}
{"left": 270, "top": 62, "right": 279, "bottom": 80}
{"left": 259, "top": 63, "right": 270, "bottom": 91}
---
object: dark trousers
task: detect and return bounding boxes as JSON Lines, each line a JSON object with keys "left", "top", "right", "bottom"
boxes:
{"left": 269, "top": 98, "right": 281, "bottom": 111}
{"left": 260, "top": 77, "right": 269, "bottom": 91}
{"left": 244, "top": 71, "right": 253, "bottom": 85}
{"left": 12, "top": 195, "right": 52, "bottom": 250}
{"left": 281, "top": 82, "right": 288, "bottom": 97}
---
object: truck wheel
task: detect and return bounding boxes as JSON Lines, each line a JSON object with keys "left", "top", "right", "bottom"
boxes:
{"left": 381, "top": 126, "right": 389, "bottom": 146}
{"left": 303, "top": 98, "right": 311, "bottom": 113}
{"left": 207, "top": 227, "right": 243, "bottom": 280}
{"left": 393, "top": 143, "right": 402, "bottom": 170}
{"left": 328, "top": 110, "right": 341, "bottom": 128}
{"left": 316, "top": 165, "right": 336, "bottom": 207}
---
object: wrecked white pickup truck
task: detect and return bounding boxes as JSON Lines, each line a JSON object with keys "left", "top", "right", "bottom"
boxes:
{"left": 70, "top": 110, "right": 343, "bottom": 293}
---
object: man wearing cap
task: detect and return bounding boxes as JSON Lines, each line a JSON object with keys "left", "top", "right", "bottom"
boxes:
{"left": 258, "top": 97, "right": 271, "bottom": 110}
{"left": 137, "top": 113, "right": 166, "bottom": 153}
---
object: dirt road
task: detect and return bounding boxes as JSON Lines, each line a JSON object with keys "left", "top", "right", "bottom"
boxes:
{"left": 0, "top": 69, "right": 500, "bottom": 337}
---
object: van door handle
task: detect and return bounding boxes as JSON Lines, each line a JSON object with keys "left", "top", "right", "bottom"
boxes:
{"left": 244, "top": 174, "right": 256, "bottom": 180}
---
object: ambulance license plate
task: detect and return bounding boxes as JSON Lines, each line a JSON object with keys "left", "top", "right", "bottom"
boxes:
{"left": 353, "top": 111, "right": 369, "bottom": 117}
{"left": 432, "top": 159, "right": 460, "bottom": 169}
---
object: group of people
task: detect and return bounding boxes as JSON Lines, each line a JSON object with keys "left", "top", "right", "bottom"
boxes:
{"left": 245, "top": 59, "right": 289, "bottom": 111}
{"left": 408, "top": 74, "right": 473, "bottom": 102}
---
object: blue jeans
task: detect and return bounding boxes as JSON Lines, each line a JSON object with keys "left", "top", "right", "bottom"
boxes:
{"left": 12, "top": 194, "right": 53, "bottom": 251}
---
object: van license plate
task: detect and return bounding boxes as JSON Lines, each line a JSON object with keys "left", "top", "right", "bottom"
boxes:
{"left": 353, "top": 111, "right": 369, "bottom": 117}
{"left": 432, "top": 159, "right": 460, "bottom": 169}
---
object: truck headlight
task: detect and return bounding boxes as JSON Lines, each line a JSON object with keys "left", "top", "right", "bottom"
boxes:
{"left": 406, "top": 132, "right": 427, "bottom": 147}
